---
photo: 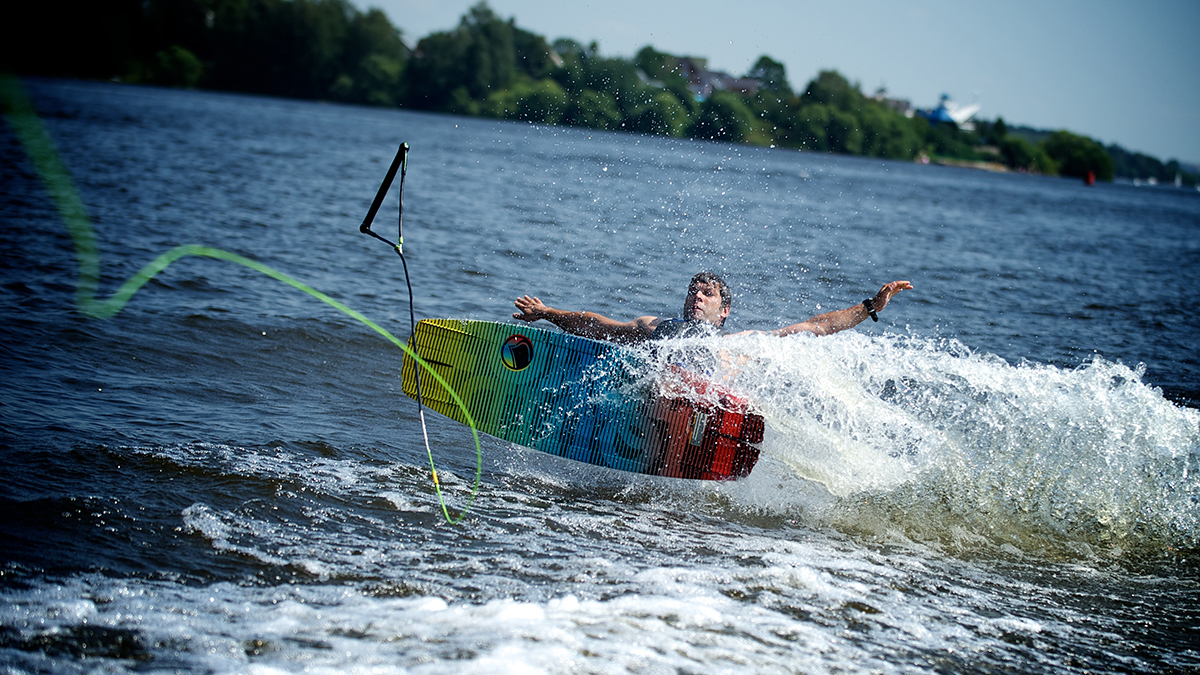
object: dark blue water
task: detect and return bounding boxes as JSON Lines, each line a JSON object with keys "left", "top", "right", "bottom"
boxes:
{"left": 1, "top": 77, "right": 1198, "bottom": 673}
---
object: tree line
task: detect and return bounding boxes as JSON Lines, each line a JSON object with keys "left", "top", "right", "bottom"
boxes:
{"left": 3, "top": 0, "right": 1193, "bottom": 185}
{"left": 4, "top": 0, "right": 410, "bottom": 105}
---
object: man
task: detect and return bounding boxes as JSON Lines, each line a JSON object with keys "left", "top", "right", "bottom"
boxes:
{"left": 513, "top": 272, "right": 912, "bottom": 344}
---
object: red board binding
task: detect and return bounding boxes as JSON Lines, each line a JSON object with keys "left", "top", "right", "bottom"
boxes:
{"left": 646, "top": 366, "right": 764, "bottom": 480}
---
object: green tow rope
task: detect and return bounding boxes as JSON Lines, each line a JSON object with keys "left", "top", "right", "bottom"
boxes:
{"left": 0, "top": 74, "right": 481, "bottom": 524}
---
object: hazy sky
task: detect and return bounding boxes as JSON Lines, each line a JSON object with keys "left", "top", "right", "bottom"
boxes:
{"left": 366, "top": 0, "right": 1199, "bottom": 163}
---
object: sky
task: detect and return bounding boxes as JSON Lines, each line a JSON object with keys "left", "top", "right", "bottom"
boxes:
{"left": 365, "top": 0, "right": 1199, "bottom": 163}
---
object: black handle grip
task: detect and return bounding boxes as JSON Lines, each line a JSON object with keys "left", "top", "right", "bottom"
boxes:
{"left": 359, "top": 142, "right": 409, "bottom": 235}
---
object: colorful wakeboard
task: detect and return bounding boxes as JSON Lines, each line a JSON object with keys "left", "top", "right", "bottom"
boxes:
{"left": 401, "top": 319, "right": 763, "bottom": 480}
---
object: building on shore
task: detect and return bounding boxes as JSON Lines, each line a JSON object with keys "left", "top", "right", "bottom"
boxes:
{"left": 917, "top": 93, "right": 981, "bottom": 130}
{"left": 670, "top": 57, "right": 759, "bottom": 100}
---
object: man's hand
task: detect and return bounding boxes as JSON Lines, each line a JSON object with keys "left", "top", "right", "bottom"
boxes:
{"left": 872, "top": 280, "right": 913, "bottom": 312}
{"left": 512, "top": 295, "right": 656, "bottom": 343}
{"left": 513, "top": 295, "right": 549, "bottom": 323}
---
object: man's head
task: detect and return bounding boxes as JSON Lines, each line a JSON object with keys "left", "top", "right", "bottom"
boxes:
{"left": 684, "top": 272, "right": 731, "bottom": 327}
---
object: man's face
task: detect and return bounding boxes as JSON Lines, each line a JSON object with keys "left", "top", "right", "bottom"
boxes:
{"left": 684, "top": 281, "right": 730, "bottom": 326}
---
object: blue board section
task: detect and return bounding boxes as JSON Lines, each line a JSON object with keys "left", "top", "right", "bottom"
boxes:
{"left": 402, "top": 319, "right": 763, "bottom": 480}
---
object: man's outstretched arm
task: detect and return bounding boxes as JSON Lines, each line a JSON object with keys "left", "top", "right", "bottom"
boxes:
{"left": 513, "top": 295, "right": 659, "bottom": 344}
{"left": 772, "top": 280, "right": 913, "bottom": 337}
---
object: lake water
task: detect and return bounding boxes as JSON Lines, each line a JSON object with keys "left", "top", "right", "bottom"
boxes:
{"left": 2, "top": 77, "right": 1198, "bottom": 674}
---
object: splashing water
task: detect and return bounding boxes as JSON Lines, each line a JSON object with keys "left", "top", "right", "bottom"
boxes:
{"left": 649, "top": 332, "right": 1200, "bottom": 557}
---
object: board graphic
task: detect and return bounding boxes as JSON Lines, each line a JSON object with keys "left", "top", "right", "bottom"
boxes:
{"left": 401, "top": 319, "right": 763, "bottom": 480}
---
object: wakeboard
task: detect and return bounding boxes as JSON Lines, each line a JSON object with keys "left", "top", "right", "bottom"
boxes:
{"left": 401, "top": 319, "right": 763, "bottom": 480}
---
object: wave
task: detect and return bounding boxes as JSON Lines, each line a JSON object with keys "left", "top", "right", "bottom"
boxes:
{"left": 649, "top": 332, "right": 1200, "bottom": 558}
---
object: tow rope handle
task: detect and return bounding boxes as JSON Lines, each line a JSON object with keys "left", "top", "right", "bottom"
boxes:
{"left": 359, "top": 142, "right": 409, "bottom": 253}
{"left": 354, "top": 142, "right": 481, "bottom": 524}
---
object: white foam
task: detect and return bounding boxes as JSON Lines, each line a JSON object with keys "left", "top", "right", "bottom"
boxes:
{"left": 0, "top": 527, "right": 1163, "bottom": 675}
{"left": 661, "top": 330, "right": 1200, "bottom": 552}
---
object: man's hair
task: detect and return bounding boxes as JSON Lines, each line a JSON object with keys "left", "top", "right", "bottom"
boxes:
{"left": 690, "top": 272, "right": 732, "bottom": 309}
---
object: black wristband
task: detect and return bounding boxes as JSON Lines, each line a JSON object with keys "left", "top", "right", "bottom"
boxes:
{"left": 863, "top": 298, "right": 879, "bottom": 322}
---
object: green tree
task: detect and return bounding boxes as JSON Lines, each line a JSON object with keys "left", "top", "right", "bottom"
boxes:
{"left": 1107, "top": 144, "right": 1164, "bottom": 180}
{"left": 802, "top": 70, "right": 861, "bottom": 111}
{"left": 826, "top": 108, "right": 863, "bottom": 154}
{"left": 634, "top": 46, "right": 676, "bottom": 83}
{"left": 563, "top": 89, "right": 621, "bottom": 129}
{"left": 448, "top": 86, "right": 481, "bottom": 116}
{"left": 1104, "top": 143, "right": 1195, "bottom": 184}
{"left": 402, "top": 2, "right": 517, "bottom": 110}
{"left": 460, "top": 2, "right": 515, "bottom": 97}
{"left": 1040, "top": 130, "right": 1113, "bottom": 181}
{"left": 631, "top": 46, "right": 699, "bottom": 117}
{"left": 745, "top": 90, "right": 796, "bottom": 147}
{"left": 793, "top": 103, "right": 832, "bottom": 151}
{"left": 1162, "top": 160, "right": 1199, "bottom": 186}
{"left": 1032, "top": 149, "right": 1058, "bottom": 175}
{"left": 147, "top": 45, "right": 204, "bottom": 87}
{"left": 512, "top": 26, "right": 555, "bottom": 79}
{"left": 590, "top": 57, "right": 652, "bottom": 120}
{"left": 403, "top": 29, "right": 468, "bottom": 109}
{"left": 790, "top": 69, "right": 929, "bottom": 157}
{"left": 515, "top": 78, "right": 569, "bottom": 124}
{"left": 688, "top": 90, "right": 756, "bottom": 143}
{"left": 552, "top": 38, "right": 589, "bottom": 59}
{"left": 975, "top": 116, "right": 1008, "bottom": 145}
{"left": 13, "top": 0, "right": 1169, "bottom": 176}
{"left": 275, "top": 0, "right": 354, "bottom": 98}
{"left": 481, "top": 77, "right": 566, "bottom": 123}
{"left": 632, "top": 90, "right": 691, "bottom": 137}
{"left": 331, "top": 7, "right": 407, "bottom": 105}
{"left": 858, "top": 104, "right": 920, "bottom": 160}
{"left": 481, "top": 83, "right": 519, "bottom": 118}
{"left": 999, "top": 136, "right": 1036, "bottom": 170}
{"left": 204, "top": 0, "right": 369, "bottom": 100}
{"left": 998, "top": 136, "right": 1055, "bottom": 173}
{"left": 549, "top": 41, "right": 588, "bottom": 96}
{"left": 547, "top": 42, "right": 644, "bottom": 120}
{"left": 746, "top": 55, "right": 791, "bottom": 95}
{"left": 922, "top": 120, "right": 978, "bottom": 159}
